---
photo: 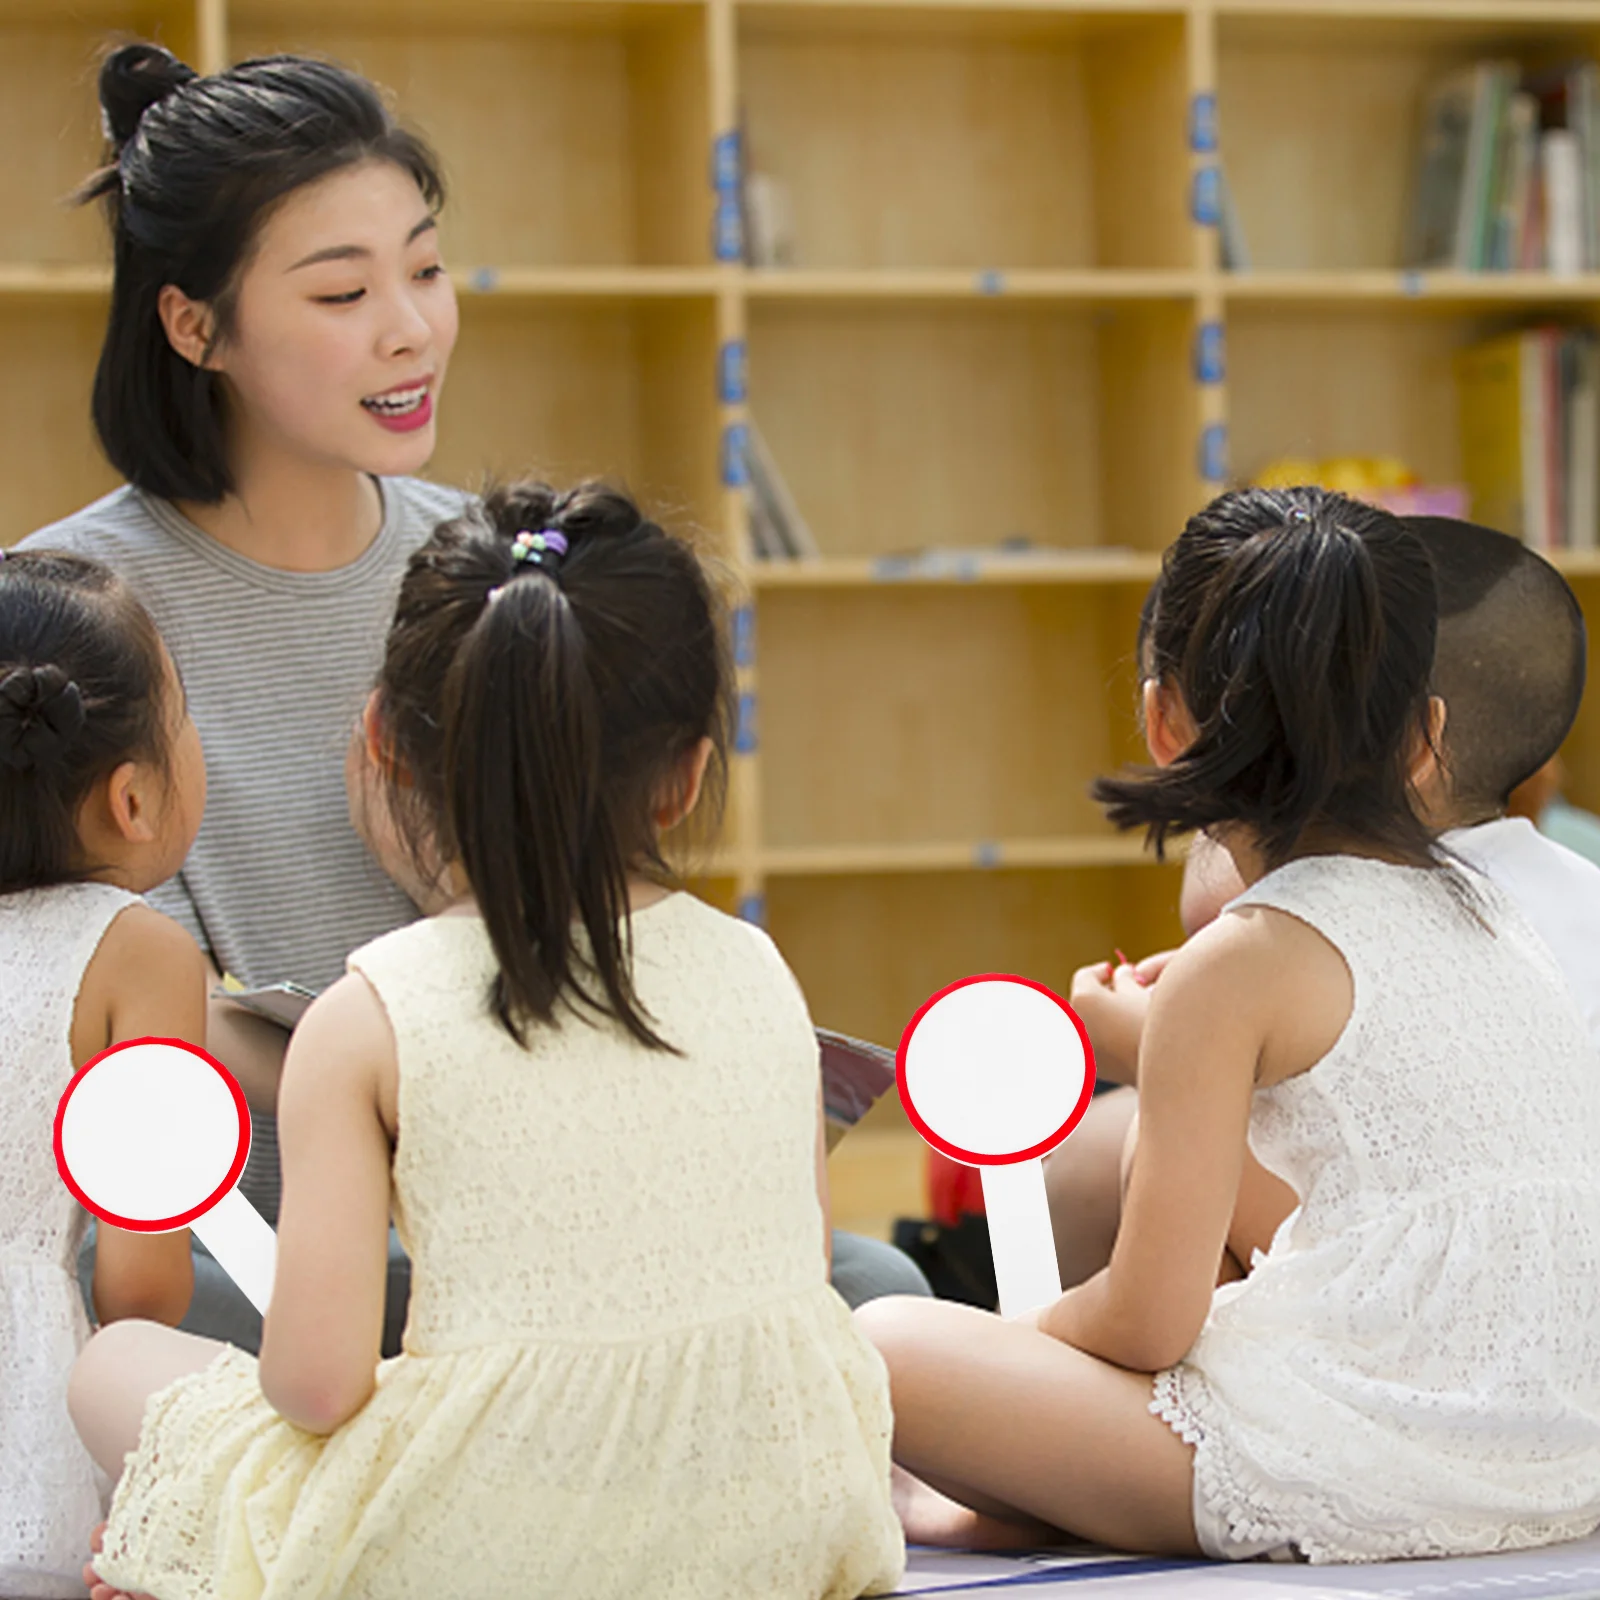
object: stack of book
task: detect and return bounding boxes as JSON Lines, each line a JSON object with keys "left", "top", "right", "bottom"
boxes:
{"left": 1407, "top": 60, "right": 1600, "bottom": 272}
{"left": 1456, "top": 326, "right": 1600, "bottom": 551}
{"left": 745, "top": 419, "right": 820, "bottom": 561}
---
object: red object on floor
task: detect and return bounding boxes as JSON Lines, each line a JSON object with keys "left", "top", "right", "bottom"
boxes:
{"left": 927, "top": 1148, "right": 985, "bottom": 1226}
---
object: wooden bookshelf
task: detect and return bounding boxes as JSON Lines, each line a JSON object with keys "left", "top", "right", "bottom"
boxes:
{"left": 9, "top": 0, "right": 1600, "bottom": 1237}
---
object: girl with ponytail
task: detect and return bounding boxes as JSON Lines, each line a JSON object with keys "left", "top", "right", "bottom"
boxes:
{"left": 860, "top": 487, "right": 1600, "bottom": 1565}
{"left": 66, "top": 483, "right": 905, "bottom": 1600}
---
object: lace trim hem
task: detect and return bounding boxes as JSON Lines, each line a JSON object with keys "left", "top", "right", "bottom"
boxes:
{"left": 1149, "top": 1365, "right": 1600, "bottom": 1565}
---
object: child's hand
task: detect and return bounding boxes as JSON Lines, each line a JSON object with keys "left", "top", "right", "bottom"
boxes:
{"left": 1068, "top": 956, "right": 1168, "bottom": 1086}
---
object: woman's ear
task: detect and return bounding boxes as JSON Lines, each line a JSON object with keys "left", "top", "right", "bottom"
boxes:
{"left": 656, "top": 737, "right": 714, "bottom": 830}
{"left": 1143, "top": 679, "right": 1197, "bottom": 769}
{"left": 157, "top": 284, "right": 221, "bottom": 370}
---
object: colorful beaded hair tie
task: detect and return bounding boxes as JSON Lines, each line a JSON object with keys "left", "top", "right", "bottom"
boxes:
{"left": 511, "top": 528, "right": 569, "bottom": 565}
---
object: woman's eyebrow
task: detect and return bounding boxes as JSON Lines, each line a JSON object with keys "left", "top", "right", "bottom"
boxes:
{"left": 287, "top": 216, "right": 438, "bottom": 273}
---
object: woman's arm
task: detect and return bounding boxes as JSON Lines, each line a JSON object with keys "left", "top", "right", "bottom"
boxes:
{"left": 1039, "top": 915, "right": 1269, "bottom": 1371}
{"left": 258, "top": 973, "right": 394, "bottom": 1434}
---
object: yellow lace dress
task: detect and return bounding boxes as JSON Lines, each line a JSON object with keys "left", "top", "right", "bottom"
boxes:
{"left": 94, "top": 895, "right": 905, "bottom": 1599}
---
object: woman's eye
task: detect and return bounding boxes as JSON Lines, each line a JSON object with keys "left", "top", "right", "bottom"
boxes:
{"left": 315, "top": 289, "right": 365, "bottom": 305}
{"left": 416, "top": 264, "right": 446, "bottom": 282}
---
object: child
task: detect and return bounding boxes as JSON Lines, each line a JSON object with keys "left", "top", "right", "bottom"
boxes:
{"left": 67, "top": 484, "right": 905, "bottom": 1600}
{"left": 860, "top": 487, "right": 1600, "bottom": 1563}
{"left": 0, "top": 550, "right": 205, "bottom": 1597}
{"left": 1051, "top": 514, "right": 1600, "bottom": 1285}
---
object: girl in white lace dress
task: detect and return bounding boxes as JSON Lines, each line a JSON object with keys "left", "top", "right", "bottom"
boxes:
{"left": 67, "top": 484, "right": 904, "bottom": 1600}
{"left": 862, "top": 487, "right": 1600, "bottom": 1564}
{"left": 0, "top": 550, "right": 207, "bottom": 1597}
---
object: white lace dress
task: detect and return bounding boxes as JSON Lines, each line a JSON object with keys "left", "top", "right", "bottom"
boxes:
{"left": 1, "top": 882, "right": 139, "bottom": 1599}
{"left": 94, "top": 894, "right": 904, "bottom": 1600}
{"left": 1152, "top": 855, "right": 1600, "bottom": 1564}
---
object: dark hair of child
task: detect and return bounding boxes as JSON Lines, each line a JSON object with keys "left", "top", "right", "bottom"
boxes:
{"left": 375, "top": 482, "right": 733, "bottom": 1051}
{"left": 1096, "top": 486, "right": 1441, "bottom": 873}
{"left": 76, "top": 42, "right": 446, "bottom": 505}
{"left": 0, "top": 550, "right": 170, "bottom": 893}
{"left": 1404, "top": 516, "right": 1586, "bottom": 815}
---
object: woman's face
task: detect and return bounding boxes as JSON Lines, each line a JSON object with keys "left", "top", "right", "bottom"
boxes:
{"left": 205, "top": 159, "right": 459, "bottom": 478}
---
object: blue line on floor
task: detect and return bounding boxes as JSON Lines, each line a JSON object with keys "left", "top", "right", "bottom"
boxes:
{"left": 897, "top": 1555, "right": 1211, "bottom": 1595}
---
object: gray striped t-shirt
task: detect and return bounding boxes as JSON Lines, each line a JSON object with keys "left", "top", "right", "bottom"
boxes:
{"left": 21, "top": 477, "right": 472, "bottom": 1217}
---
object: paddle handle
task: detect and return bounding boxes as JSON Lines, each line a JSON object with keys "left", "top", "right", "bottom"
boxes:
{"left": 190, "top": 1187, "right": 277, "bottom": 1314}
{"left": 980, "top": 1158, "right": 1063, "bottom": 1319}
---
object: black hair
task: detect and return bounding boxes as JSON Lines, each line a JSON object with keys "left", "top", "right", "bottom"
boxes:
{"left": 376, "top": 482, "right": 733, "bottom": 1050}
{"left": 76, "top": 42, "right": 446, "bottom": 504}
{"left": 1404, "top": 516, "right": 1586, "bottom": 813}
{"left": 0, "top": 551, "right": 171, "bottom": 891}
{"left": 1095, "top": 486, "right": 1441, "bottom": 872}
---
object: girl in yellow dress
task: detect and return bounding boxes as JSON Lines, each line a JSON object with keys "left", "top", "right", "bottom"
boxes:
{"left": 68, "top": 483, "right": 905, "bottom": 1600}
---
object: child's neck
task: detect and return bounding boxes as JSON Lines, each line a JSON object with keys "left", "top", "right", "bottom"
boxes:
{"left": 176, "top": 445, "right": 383, "bottom": 574}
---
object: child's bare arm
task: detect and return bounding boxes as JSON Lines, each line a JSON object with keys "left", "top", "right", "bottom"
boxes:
{"left": 259, "top": 973, "right": 393, "bottom": 1434}
{"left": 1040, "top": 917, "right": 1267, "bottom": 1370}
{"left": 73, "top": 904, "right": 206, "bottom": 1327}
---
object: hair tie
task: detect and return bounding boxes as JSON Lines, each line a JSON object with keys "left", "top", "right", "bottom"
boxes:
{"left": 485, "top": 529, "right": 570, "bottom": 605}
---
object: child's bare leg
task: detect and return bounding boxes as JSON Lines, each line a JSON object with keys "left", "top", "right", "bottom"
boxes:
{"left": 69, "top": 1317, "right": 227, "bottom": 1478}
{"left": 856, "top": 1296, "right": 1200, "bottom": 1556}
{"left": 1044, "top": 1088, "right": 1137, "bottom": 1287}
{"left": 69, "top": 1319, "right": 229, "bottom": 1600}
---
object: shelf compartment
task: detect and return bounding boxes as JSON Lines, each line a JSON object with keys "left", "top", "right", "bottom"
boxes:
{"left": 1226, "top": 301, "right": 1533, "bottom": 489}
{"left": 1217, "top": 11, "right": 1600, "bottom": 273}
{"left": 231, "top": 3, "right": 710, "bottom": 268}
{"left": 755, "top": 584, "right": 1152, "bottom": 853}
{"left": 0, "top": 301, "right": 118, "bottom": 541}
{"left": 747, "top": 299, "right": 1196, "bottom": 559}
{"left": 767, "top": 864, "right": 1184, "bottom": 1058}
{"left": 737, "top": 6, "right": 1189, "bottom": 271}
{"left": 434, "top": 295, "right": 721, "bottom": 545}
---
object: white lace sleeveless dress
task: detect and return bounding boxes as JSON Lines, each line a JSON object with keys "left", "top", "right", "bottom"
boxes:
{"left": 1, "top": 881, "right": 139, "bottom": 1599}
{"left": 94, "top": 893, "right": 905, "bottom": 1600}
{"left": 1152, "top": 855, "right": 1600, "bottom": 1564}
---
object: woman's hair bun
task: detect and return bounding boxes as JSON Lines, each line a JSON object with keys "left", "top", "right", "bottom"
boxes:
{"left": 98, "top": 42, "right": 198, "bottom": 150}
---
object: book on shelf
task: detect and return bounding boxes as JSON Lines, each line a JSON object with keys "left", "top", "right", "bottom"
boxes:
{"left": 1456, "top": 325, "right": 1600, "bottom": 551}
{"left": 745, "top": 418, "right": 820, "bottom": 562}
{"left": 1407, "top": 59, "right": 1600, "bottom": 272}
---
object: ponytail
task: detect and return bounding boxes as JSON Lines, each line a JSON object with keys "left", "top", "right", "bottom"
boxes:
{"left": 377, "top": 482, "right": 732, "bottom": 1050}
{"left": 1096, "top": 488, "right": 1440, "bottom": 870}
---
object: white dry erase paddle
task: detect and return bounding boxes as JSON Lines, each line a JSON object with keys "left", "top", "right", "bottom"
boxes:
{"left": 897, "top": 975, "right": 1096, "bottom": 1318}
{"left": 55, "top": 1038, "right": 277, "bottom": 1313}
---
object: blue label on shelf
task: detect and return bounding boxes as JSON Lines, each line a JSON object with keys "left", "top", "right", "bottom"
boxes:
{"left": 871, "top": 555, "right": 915, "bottom": 582}
{"left": 1189, "top": 93, "right": 1218, "bottom": 153}
{"left": 711, "top": 130, "right": 742, "bottom": 192}
{"left": 731, "top": 604, "right": 755, "bottom": 668}
{"left": 976, "top": 270, "right": 1005, "bottom": 295}
{"left": 722, "top": 423, "right": 749, "bottom": 487}
{"left": 1191, "top": 166, "right": 1221, "bottom": 227}
{"left": 973, "top": 840, "right": 1002, "bottom": 869}
{"left": 1401, "top": 270, "right": 1424, "bottom": 297}
{"left": 719, "top": 339, "right": 748, "bottom": 404}
{"left": 470, "top": 266, "right": 499, "bottom": 293}
{"left": 713, "top": 194, "right": 744, "bottom": 262}
{"left": 1194, "top": 322, "right": 1225, "bottom": 384}
{"left": 1199, "top": 423, "right": 1228, "bottom": 483}
{"left": 735, "top": 690, "right": 758, "bottom": 754}
{"left": 737, "top": 893, "right": 767, "bottom": 927}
